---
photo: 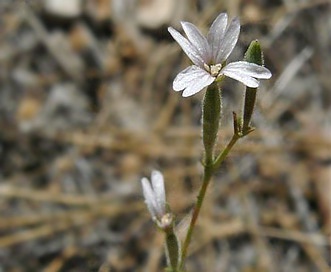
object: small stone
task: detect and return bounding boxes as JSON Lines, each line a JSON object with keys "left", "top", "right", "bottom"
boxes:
{"left": 86, "top": 0, "right": 111, "bottom": 22}
{"left": 44, "top": 0, "right": 82, "bottom": 18}
{"left": 136, "top": 0, "right": 187, "bottom": 29}
{"left": 17, "top": 96, "right": 42, "bottom": 122}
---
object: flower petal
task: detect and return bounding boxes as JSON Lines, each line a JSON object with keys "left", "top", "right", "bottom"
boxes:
{"left": 224, "top": 61, "right": 272, "bottom": 79}
{"left": 182, "top": 69, "right": 215, "bottom": 97}
{"left": 216, "top": 17, "right": 240, "bottom": 63}
{"left": 168, "top": 27, "right": 204, "bottom": 67}
{"left": 207, "top": 13, "right": 228, "bottom": 61}
{"left": 221, "top": 67, "right": 260, "bottom": 88}
{"left": 173, "top": 65, "right": 206, "bottom": 91}
{"left": 141, "top": 177, "right": 158, "bottom": 219}
{"left": 181, "top": 21, "right": 211, "bottom": 63}
{"left": 151, "top": 170, "right": 166, "bottom": 216}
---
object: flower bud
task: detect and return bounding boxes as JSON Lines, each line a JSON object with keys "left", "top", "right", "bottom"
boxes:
{"left": 242, "top": 40, "right": 264, "bottom": 134}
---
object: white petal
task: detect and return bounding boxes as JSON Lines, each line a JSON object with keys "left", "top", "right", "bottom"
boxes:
{"left": 173, "top": 65, "right": 208, "bottom": 91}
{"left": 182, "top": 70, "right": 215, "bottom": 97}
{"left": 221, "top": 67, "right": 259, "bottom": 88}
{"left": 151, "top": 170, "right": 166, "bottom": 215}
{"left": 141, "top": 177, "right": 158, "bottom": 218}
{"left": 181, "top": 22, "right": 211, "bottom": 63}
{"left": 207, "top": 13, "right": 228, "bottom": 61}
{"left": 224, "top": 61, "right": 272, "bottom": 79}
{"left": 216, "top": 17, "right": 240, "bottom": 63}
{"left": 168, "top": 27, "right": 204, "bottom": 67}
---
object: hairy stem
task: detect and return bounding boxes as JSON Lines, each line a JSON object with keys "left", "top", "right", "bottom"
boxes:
{"left": 180, "top": 134, "right": 240, "bottom": 270}
{"left": 179, "top": 165, "right": 213, "bottom": 269}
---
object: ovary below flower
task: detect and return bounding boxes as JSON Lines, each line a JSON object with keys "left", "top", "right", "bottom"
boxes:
{"left": 168, "top": 13, "right": 272, "bottom": 97}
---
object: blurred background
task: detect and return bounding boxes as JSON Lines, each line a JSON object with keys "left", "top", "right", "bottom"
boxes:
{"left": 0, "top": 0, "right": 330, "bottom": 271}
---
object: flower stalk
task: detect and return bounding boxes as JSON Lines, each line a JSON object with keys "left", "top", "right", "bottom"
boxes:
{"left": 179, "top": 164, "right": 213, "bottom": 270}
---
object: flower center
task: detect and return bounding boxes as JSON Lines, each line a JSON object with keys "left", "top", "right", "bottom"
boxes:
{"left": 157, "top": 213, "right": 173, "bottom": 230}
{"left": 204, "top": 63, "right": 222, "bottom": 77}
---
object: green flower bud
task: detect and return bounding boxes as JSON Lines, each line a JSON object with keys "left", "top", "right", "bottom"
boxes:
{"left": 242, "top": 40, "right": 264, "bottom": 135}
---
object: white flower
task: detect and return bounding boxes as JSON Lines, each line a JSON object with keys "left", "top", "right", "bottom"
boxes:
{"left": 141, "top": 170, "right": 171, "bottom": 228}
{"left": 168, "top": 13, "right": 272, "bottom": 97}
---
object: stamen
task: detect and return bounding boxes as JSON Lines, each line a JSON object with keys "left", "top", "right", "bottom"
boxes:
{"left": 210, "top": 64, "right": 222, "bottom": 77}
{"left": 203, "top": 63, "right": 210, "bottom": 73}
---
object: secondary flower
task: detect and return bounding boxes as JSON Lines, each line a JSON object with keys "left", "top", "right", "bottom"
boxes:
{"left": 168, "top": 13, "right": 272, "bottom": 97}
{"left": 141, "top": 170, "right": 172, "bottom": 229}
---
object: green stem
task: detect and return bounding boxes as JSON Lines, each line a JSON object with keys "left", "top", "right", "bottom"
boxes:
{"left": 179, "top": 165, "right": 213, "bottom": 270}
{"left": 179, "top": 135, "right": 240, "bottom": 269}
{"left": 213, "top": 134, "right": 240, "bottom": 171}
{"left": 179, "top": 84, "right": 242, "bottom": 270}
